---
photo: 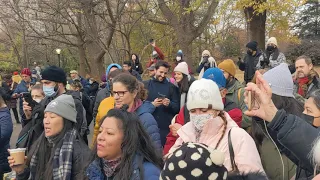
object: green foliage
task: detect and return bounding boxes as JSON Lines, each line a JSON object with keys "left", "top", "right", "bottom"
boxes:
{"left": 286, "top": 38, "right": 320, "bottom": 64}
{"left": 292, "top": 0, "right": 320, "bottom": 38}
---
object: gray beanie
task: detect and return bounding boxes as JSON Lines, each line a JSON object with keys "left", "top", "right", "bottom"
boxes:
{"left": 44, "top": 94, "right": 77, "bottom": 123}
{"left": 263, "top": 63, "right": 294, "bottom": 97}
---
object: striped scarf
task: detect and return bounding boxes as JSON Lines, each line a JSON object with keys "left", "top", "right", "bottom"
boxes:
{"left": 29, "top": 129, "right": 77, "bottom": 180}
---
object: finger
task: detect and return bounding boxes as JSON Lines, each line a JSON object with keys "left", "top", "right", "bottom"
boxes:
{"left": 257, "top": 74, "right": 273, "bottom": 97}
{"left": 244, "top": 110, "right": 260, "bottom": 117}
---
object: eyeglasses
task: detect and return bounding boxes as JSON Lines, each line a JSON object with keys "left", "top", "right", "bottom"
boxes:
{"left": 112, "top": 91, "right": 128, "bottom": 97}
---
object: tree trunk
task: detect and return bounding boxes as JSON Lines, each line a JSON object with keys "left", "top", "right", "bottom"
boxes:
{"left": 81, "top": 1, "right": 105, "bottom": 78}
{"left": 244, "top": 3, "right": 267, "bottom": 49}
{"left": 76, "top": 13, "right": 87, "bottom": 76}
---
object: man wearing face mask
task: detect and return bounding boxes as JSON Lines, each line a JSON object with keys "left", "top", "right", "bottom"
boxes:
{"left": 259, "top": 37, "right": 286, "bottom": 69}
{"left": 238, "top": 41, "right": 264, "bottom": 84}
{"left": 16, "top": 66, "right": 85, "bottom": 151}
{"left": 144, "top": 61, "right": 180, "bottom": 146}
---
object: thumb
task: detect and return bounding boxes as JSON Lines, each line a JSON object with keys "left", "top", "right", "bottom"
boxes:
{"left": 244, "top": 110, "right": 259, "bottom": 117}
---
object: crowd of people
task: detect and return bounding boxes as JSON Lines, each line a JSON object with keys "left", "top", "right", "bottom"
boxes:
{"left": 0, "top": 37, "right": 320, "bottom": 180}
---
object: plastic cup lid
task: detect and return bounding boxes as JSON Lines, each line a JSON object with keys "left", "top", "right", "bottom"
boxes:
{"left": 9, "top": 148, "right": 26, "bottom": 153}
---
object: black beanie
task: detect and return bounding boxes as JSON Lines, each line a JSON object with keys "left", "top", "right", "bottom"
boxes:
{"left": 246, "top": 41, "right": 258, "bottom": 51}
{"left": 41, "top": 66, "right": 66, "bottom": 84}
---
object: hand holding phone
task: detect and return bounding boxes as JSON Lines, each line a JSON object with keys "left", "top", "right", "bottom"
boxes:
{"left": 22, "top": 93, "right": 37, "bottom": 109}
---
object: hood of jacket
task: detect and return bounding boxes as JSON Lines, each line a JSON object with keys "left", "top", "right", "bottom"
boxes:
{"left": 135, "top": 101, "right": 156, "bottom": 116}
{"left": 106, "top": 63, "right": 122, "bottom": 79}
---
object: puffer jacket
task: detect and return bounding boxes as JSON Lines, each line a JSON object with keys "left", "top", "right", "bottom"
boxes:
{"left": 0, "top": 107, "right": 13, "bottom": 173}
{"left": 135, "top": 101, "right": 162, "bottom": 152}
{"left": 86, "top": 154, "right": 160, "bottom": 180}
{"left": 168, "top": 112, "right": 264, "bottom": 174}
{"left": 163, "top": 98, "right": 242, "bottom": 155}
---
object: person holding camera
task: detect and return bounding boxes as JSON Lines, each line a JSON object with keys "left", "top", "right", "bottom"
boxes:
{"left": 143, "top": 61, "right": 180, "bottom": 146}
{"left": 197, "top": 50, "right": 217, "bottom": 79}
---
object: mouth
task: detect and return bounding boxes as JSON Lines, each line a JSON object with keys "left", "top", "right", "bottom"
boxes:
{"left": 97, "top": 143, "right": 104, "bottom": 149}
{"left": 44, "top": 127, "right": 51, "bottom": 133}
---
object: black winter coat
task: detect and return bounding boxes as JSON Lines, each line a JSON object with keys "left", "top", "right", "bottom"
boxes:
{"left": 268, "top": 109, "right": 319, "bottom": 179}
{"left": 0, "top": 107, "right": 13, "bottom": 174}
{"left": 17, "top": 133, "right": 92, "bottom": 180}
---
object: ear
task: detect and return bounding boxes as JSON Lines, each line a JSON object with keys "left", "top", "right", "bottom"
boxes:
{"left": 220, "top": 88, "right": 227, "bottom": 97}
{"left": 133, "top": 90, "right": 138, "bottom": 99}
{"left": 309, "top": 63, "right": 313, "bottom": 71}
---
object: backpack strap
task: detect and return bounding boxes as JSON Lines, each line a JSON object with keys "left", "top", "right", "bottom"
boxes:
{"left": 237, "top": 88, "right": 243, "bottom": 103}
{"left": 228, "top": 128, "right": 239, "bottom": 172}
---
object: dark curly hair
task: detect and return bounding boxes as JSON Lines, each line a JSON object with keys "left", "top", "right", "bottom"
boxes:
{"left": 112, "top": 73, "right": 148, "bottom": 100}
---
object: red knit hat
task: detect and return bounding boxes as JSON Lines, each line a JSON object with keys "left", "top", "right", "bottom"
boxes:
{"left": 21, "top": 68, "right": 31, "bottom": 76}
{"left": 13, "top": 71, "right": 19, "bottom": 75}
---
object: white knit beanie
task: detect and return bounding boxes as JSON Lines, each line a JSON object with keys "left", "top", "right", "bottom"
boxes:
{"left": 267, "top": 37, "right": 278, "bottom": 47}
{"left": 202, "top": 50, "right": 211, "bottom": 57}
{"left": 263, "top": 63, "right": 294, "bottom": 97}
{"left": 187, "top": 79, "right": 224, "bottom": 111}
{"left": 174, "top": 62, "right": 189, "bottom": 76}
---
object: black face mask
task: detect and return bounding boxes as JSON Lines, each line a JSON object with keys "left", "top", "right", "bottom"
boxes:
{"left": 267, "top": 45, "right": 275, "bottom": 52}
{"left": 301, "top": 113, "right": 319, "bottom": 127}
{"left": 247, "top": 50, "right": 253, "bottom": 56}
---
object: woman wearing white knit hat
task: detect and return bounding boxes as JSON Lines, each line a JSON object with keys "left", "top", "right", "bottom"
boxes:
{"left": 173, "top": 62, "right": 195, "bottom": 109}
{"left": 259, "top": 37, "right": 286, "bottom": 69}
{"left": 167, "top": 78, "right": 265, "bottom": 174}
{"left": 197, "top": 50, "right": 217, "bottom": 79}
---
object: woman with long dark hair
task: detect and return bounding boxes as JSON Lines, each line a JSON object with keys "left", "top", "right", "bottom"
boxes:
{"left": 173, "top": 62, "right": 195, "bottom": 109}
{"left": 8, "top": 94, "right": 91, "bottom": 180}
{"left": 86, "top": 106, "right": 163, "bottom": 179}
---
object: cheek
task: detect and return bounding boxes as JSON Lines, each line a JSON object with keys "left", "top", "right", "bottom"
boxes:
{"left": 51, "top": 119, "right": 64, "bottom": 135}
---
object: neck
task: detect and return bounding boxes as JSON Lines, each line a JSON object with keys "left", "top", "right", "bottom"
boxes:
{"left": 58, "top": 88, "right": 66, "bottom": 96}
{"left": 128, "top": 101, "right": 135, "bottom": 112}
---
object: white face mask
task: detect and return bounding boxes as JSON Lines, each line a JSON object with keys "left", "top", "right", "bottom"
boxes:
{"left": 34, "top": 98, "right": 42, "bottom": 103}
{"left": 176, "top": 56, "right": 182, "bottom": 61}
{"left": 190, "top": 114, "right": 214, "bottom": 130}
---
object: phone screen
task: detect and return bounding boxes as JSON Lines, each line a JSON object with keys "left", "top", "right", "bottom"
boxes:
{"left": 158, "top": 92, "right": 166, "bottom": 100}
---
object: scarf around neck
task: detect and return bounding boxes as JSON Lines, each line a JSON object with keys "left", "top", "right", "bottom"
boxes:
{"left": 102, "top": 158, "right": 122, "bottom": 177}
{"left": 298, "top": 76, "right": 313, "bottom": 98}
{"left": 29, "top": 129, "right": 77, "bottom": 180}
{"left": 129, "top": 99, "right": 143, "bottom": 113}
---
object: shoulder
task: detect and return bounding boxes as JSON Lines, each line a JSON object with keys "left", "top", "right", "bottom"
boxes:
{"left": 229, "top": 127, "right": 253, "bottom": 144}
{"left": 142, "top": 162, "right": 161, "bottom": 179}
{"left": 138, "top": 112, "right": 157, "bottom": 126}
{"left": 86, "top": 159, "right": 104, "bottom": 180}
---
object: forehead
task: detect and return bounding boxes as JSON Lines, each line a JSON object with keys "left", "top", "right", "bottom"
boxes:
{"left": 112, "top": 82, "right": 127, "bottom": 90}
{"left": 295, "top": 59, "right": 307, "bottom": 66}
{"left": 305, "top": 97, "right": 318, "bottom": 108}
{"left": 101, "top": 117, "right": 121, "bottom": 129}
{"left": 41, "top": 79, "right": 54, "bottom": 83}
{"left": 157, "top": 66, "right": 168, "bottom": 71}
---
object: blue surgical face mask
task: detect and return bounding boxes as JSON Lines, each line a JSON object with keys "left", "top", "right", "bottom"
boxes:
{"left": 43, "top": 85, "right": 56, "bottom": 97}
